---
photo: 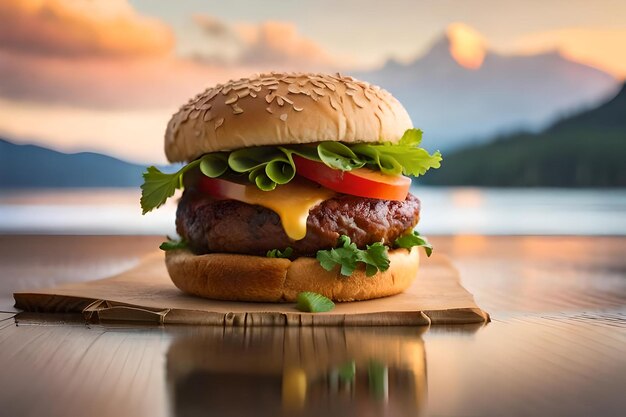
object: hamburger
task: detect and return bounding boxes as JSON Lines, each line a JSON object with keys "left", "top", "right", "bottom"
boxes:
{"left": 141, "top": 72, "right": 441, "bottom": 302}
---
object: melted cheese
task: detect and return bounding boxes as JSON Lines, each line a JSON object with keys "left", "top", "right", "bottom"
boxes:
{"left": 235, "top": 179, "right": 335, "bottom": 240}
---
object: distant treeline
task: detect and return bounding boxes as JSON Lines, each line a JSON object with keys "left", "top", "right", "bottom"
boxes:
{"left": 421, "top": 83, "right": 626, "bottom": 187}
{"left": 0, "top": 139, "right": 179, "bottom": 188}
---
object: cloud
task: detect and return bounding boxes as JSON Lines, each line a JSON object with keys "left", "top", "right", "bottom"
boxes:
{"left": 0, "top": 0, "right": 174, "bottom": 58}
{"left": 0, "top": 1, "right": 255, "bottom": 109}
{"left": 237, "top": 21, "right": 337, "bottom": 69}
{"left": 0, "top": 3, "right": 339, "bottom": 110}
{"left": 514, "top": 27, "right": 626, "bottom": 79}
{"left": 446, "top": 23, "right": 487, "bottom": 70}
{"left": 193, "top": 14, "right": 238, "bottom": 40}
{"left": 0, "top": 49, "right": 246, "bottom": 109}
{"left": 193, "top": 15, "right": 340, "bottom": 70}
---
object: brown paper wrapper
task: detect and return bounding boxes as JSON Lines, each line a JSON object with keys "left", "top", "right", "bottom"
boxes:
{"left": 14, "top": 251, "right": 489, "bottom": 326}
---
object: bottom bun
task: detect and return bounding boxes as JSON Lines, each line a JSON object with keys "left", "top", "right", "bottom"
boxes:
{"left": 165, "top": 247, "right": 420, "bottom": 302}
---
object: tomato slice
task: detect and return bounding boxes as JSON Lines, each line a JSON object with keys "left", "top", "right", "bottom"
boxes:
{"left": 292, "top": 155, "right": 411, "bottom": 201}
{"left": 197, "top": 176, "right": 248, "bottom": 200}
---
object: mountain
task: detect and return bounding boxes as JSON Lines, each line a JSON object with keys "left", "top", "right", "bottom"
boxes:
{"left": 420, "top": 83, "right": 626, "bottom": 187}
{"left": 356, "top": 27, "right": 618, "bottom": 150}
{"left": 0, "top": 139, "right": 152, "bottom": 188}
{"left": 544, "top": 81, "right": 626, "bottom": 133}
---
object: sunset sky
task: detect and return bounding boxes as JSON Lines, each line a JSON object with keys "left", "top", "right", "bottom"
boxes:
{"left": 1, "top": 0, "right": 625, "bottom": 163}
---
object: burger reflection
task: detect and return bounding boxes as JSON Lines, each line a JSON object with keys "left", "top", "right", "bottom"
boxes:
{"left": 167, "top": 327, "right": 427, "bottom": 417}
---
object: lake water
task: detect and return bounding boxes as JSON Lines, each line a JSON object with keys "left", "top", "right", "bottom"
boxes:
{"left": 0, "top": 187, "right": 625, "bottom": 236}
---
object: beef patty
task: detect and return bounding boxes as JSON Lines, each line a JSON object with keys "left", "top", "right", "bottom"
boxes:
{"left": 176, "top": 189, "right": 421, "bottom": 256}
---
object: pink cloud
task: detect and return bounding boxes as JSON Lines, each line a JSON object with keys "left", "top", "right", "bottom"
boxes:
{"left": 0, "top": 0, "right": 174, "bottom": 58}
{"left": 0, "top": 49, "right": 247, "bottom": 109}
{"left": 237, "top": 21, "right": 337, "bottom": 69}
{"left": 0, "top": 1, "right": 256, "bottom": 109}
{"left": 0, "top": 3, "right": 340, "bottom": 110}
{"left": 514, "top": 27, "right": 626, "bottom": 79}
{"left": 193, "top": 14, "right": 237, "bottom": 40}
{"left": 194, "top": 15, "right": 340, "bottom": 70}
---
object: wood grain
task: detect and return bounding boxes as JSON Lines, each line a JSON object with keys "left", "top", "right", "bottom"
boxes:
{"left": 0, "top": 235, "right": 624, "bottom": 417}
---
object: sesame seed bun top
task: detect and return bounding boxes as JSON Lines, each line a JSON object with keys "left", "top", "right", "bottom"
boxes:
{"left": 164, "top": 72, "right": 413, "bottom": 163}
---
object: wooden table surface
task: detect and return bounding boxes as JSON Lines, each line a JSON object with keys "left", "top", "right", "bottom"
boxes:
{"left": 0, "top": 235, "right": 624, "bottom": 417}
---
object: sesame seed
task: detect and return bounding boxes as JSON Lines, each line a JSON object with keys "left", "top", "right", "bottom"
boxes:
{"left": 232, "top": 104, "right": 244, "bottom": 114}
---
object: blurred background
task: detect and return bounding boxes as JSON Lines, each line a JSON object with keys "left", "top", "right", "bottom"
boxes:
{"left": 1, "top": 0, "right": 625, "bottom": 236}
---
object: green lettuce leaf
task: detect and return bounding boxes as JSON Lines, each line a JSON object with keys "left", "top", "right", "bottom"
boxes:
{"left": 296, "top": 291, "right": 335, "bottom": 313}
{"left": 351, "top": 129, "right": 442, "bottom": 176}
{"left": 376, "top": 146, "right": 442, "bottom": 176}
{"left": 140, "top": 128, "right": 442, "bottom": 213}
{"left": 228, "top": 147, "right": 296, "bottom": 191}
{"left": 282, "top": 144, "right": 319, "bottom": 161}
{"left": 228, "top": 147, "right": 284, "bottom": 173}
{"left": 316, "top": 142, "right": 365, "bottom": 171}
{"left": 394, "top": 230, "right": 433, "bottom": 257}
{"left": 159, "top": 237, "right": 188, "bottom": 251}
{"left": 355, "top": 241, "right": 390, "bottom": 276}
{"left": 266, "top": 247, "right": 293, "bottom": 258}
{"left": 398, "top": 127, "right": 423, "bottom": 147}
{"left": 316, "top": 235, "right": 390, "bottom": 277}
{"left": 248, "top": 166, "right": 277, "bottom": 191}
{"left": 265, "top": 158, "right": 295, "bottom": 184}
{"left": 199, "top": 153, "right": 229, "bottom": 178}
{"left": 140, "top": 160, "right": 200, "bottom": 214}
